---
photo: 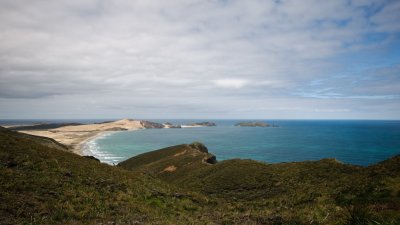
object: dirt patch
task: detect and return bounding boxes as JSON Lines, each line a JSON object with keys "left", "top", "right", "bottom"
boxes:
{"left": 174, "top": 150, "right": 187, "bottom": 157}
{"left": 162, "top": 165, "right": 177, "bottom": 172}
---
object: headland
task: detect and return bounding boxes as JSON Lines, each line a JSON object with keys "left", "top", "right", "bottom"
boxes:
{"left": 8, "top": 119, "right": 218, "bottom": 155}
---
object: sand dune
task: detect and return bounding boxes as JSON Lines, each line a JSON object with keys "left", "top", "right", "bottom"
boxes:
{"left": 19, "top": 119, "right": 144, "bottom": 155}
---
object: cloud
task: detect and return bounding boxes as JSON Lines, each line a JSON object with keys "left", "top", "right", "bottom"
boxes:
{"left": 213, "top": 78, "right": 249, "bottom": 89}
{"left": 293, "top": 64, "right": 400, "bottom": 101}
{"left": 0, "top": 0, "right": 399, "bottom": 119}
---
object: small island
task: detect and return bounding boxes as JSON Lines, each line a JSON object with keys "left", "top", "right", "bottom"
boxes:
{"left": 235, "top": 122, "right": 272, "bottom": 127}
{"left": 184, "top": 121, "right": 216, "bottom": 127}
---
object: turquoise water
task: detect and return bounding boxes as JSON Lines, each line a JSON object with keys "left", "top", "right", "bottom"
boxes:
{"left": 84, "top": 120, "right": 400, "bottom": 166}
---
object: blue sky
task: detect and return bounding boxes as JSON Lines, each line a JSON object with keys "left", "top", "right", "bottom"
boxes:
{"left": 0, "top": 0, "right": 399, "bottom": 119}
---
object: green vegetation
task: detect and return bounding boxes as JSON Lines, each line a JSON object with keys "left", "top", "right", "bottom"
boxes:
{"left": 0, "top": 127, "right": 208, "bottom": 224}
{"left": 9, "top": 123, "right": 83, "bottom": 131}
{"left": 118, "top": 142, "right": 216, "bottom": 182}
{"left": 0, "top": 126, "right": 69, "bottom": 151}
{"left": 120, "top": 143, "right": 400, "bottom": 224}
{"left": 1, "top": 126, "right": 399, "bottom": 224}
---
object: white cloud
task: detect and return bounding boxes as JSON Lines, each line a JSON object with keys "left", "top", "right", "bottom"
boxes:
{"left": 213, "top": 79, "right": 249, "bottom": 89}
{"left": 0, "top": 0, "right": 399, "bottom": 119}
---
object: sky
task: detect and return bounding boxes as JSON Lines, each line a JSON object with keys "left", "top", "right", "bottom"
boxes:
{"left": 0, "top": 0, "right": 399, "bottom": 120}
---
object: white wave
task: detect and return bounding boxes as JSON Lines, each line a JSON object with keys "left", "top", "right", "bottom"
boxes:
{"left": 82, "top": 133, "right": 122, "bottom": 165}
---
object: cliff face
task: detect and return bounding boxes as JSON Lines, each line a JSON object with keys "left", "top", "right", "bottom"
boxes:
{"left": 140, "top": 120, "right": 165, "bottom": 128}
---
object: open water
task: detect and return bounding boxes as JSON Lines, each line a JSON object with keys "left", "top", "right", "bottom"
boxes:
{"left": 81, "top": 120, "right": 400, "bottom": 166}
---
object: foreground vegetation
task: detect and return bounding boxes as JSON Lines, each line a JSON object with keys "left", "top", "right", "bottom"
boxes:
{"left": 1, "top": 126, "right": 399, "bottom": 224}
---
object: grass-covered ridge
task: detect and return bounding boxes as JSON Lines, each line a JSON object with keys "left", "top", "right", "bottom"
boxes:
{"left": 0, "top": 127, "right": 210, "bottom": 224}
{"left": 1, "top": 126, "right": 399, "bottom": 224}
{"left": 120, "top": 143, "right": 400, "bottom": 224}
{"left": 118, "top": 142, "right": 217, "bottom": 182}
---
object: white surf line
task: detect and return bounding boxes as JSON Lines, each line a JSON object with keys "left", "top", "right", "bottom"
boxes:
{"left": 82, "top": 132, "right": 124, "bottom": 165}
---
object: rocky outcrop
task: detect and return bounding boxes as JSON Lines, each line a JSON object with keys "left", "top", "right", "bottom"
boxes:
{"left": 203, "top": 154, "right": 217, "bottom": 164}
{"left": 163, "top": 122, "right": 182, "bottom": 128}
{"left": 235, "top": 122, "right": 271, "bottom": 127}
{"left": 141, "top": 120, "right": 183, "bottom": 129}
{"left": 140, "top": 121, "right": 165, "bottom": 129}
{"left": 189, "top": 142, "right": 209, "bottom": 153}
{"left": 188, "top": 142, "right": 217, "bottom": 164}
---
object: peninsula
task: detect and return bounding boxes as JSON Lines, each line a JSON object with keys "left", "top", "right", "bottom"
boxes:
{"left": 11, "top": 119, "right": 144, "bottom": 154}
{"left": 9, "top": 119, "right": 217, "bottom": 154}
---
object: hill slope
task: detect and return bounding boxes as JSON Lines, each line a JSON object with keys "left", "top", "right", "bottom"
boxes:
{"left": 1, "top": 126, "right": 399, "bottom": 224}
{"left": 118, "top": 142, "right": 216, "bottom": 182}
{"left": 120, "top": 144, "right": 400, "bottom": 224}
{"left": 0, "top": 127, "right": 210, "bottom": 224}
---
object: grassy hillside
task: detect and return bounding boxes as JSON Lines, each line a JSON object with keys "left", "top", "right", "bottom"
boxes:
{"left": 0, "top": 128, "right": 212, "bottom": 224}
{"left": 1, "top": 126, "right": 399, "bottom": 224}
{"left": 0, "top": 126, "right": 69, "bottom": 151}
{"left": 120, "top": 144, "right": 400, "bottom": 224}
{"left": 118, "top": 142, "right": 216, "bottom": 182}
{"left": 179, "top": 158, "right": 400, "bottom": 224}
{"left": 9, "top": 123, "right": 83, "bottom": 131}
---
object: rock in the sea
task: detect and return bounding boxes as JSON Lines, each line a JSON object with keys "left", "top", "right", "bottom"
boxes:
{"left": 235, "top": 122, "right": 271, "bottom": 127}
{"left": 187, "top": 122, "right": 216, "bottom": 127}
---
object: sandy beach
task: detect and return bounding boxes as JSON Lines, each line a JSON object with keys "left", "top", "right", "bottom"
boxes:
{"left": 14, "top": 119, "right": 217, "bottom": 155}
{"left": 19, "top": 119, "right": 144, "bottom": 155}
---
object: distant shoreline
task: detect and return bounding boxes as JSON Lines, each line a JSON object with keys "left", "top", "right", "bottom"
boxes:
{"left": 9, "top": 119, "right": 218, "bottom": 156}
{"left": 14, "top": 119, "right": 145, "bottom": 155}
{"left": 77, "top": 131, "right": 111, "bottom": 155}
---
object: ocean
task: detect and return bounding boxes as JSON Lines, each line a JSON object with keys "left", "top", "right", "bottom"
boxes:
{"left": 79, "top": 119, "right": 400, "bottom": 166}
